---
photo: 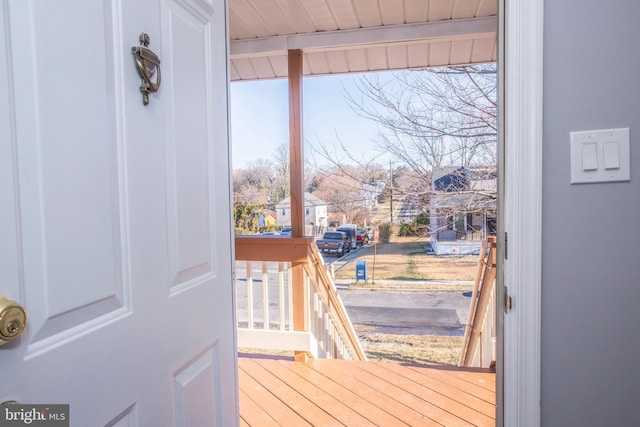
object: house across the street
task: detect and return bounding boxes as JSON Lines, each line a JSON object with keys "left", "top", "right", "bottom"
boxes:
{"left": 429, "top": 166, "right": 497, "bottom": 255}
{"left": 275, "top": 192, "right": 328, "bottom": 236}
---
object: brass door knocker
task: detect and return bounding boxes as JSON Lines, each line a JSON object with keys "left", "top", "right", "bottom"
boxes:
{"left": 131, "top": 33, "right": 161, "bottom": 105}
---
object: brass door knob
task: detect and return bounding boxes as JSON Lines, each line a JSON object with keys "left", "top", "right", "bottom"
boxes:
{"left": 0, "top": 295, "right": 27, "bottom": 346}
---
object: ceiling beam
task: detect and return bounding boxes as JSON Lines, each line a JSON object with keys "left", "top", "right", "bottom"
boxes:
{"left": 230, "top": 16, "right": 496, "bottom": 58}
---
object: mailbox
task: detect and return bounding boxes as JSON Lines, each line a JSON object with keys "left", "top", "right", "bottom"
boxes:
{"left": 356, "top": 260, "right": 367, "bottom": 282}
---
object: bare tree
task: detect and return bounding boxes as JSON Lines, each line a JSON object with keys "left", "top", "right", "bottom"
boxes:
{"left": 346, "top": 64, "right": 497, "bottom": 176}
{"left": 307, "top": 134, "right": 388, "bottom": 187}
{"left": 271, "top": 143, "right": 290, "bottom": 204}
{"left": 233, "top": 158, "right": 275, "bottom": 205}
{"left": 312, "top": 170, "right": 370, "bottom": 225}
{"left": 233, "top": 144, "right": 308, "bottom": 210}
{"left": 322, "top": 64, "right": 498, "bottom": 237}
{"left": 308, "top": 64, "right": 496, "bottom": 214}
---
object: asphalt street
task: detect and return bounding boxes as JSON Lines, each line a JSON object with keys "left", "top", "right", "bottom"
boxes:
{"left": 337, "top": 288, "right": 471, "bottom": 335}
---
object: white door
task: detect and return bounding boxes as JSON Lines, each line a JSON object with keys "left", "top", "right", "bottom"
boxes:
{"left": 0, "top": 0, "right": 238, "bottom": 425}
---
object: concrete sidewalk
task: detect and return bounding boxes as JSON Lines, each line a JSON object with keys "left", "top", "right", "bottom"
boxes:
{"left": 334, "top": 278, "right": 474, "bottom": 291}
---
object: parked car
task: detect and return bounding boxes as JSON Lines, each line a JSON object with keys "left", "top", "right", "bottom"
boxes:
{"left": 356, "top": 227, "right": 369, "bottom": 245}
{"left": 315, "top": 231, "right": 350, "bottom": 257}
{"left": 336, "top": 224, "right": 357, "bottom": 250}
{"left": 280, "top": 227, "right": 291, "bottom": 235}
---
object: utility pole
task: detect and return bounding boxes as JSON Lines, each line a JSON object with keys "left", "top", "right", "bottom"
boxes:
{"left": 389, "top": 160, "right": 393, "bottom": 224}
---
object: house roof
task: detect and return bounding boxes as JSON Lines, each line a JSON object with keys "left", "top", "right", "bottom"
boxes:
{"left": 432, "top": 166, "right": 497, "bottom": 189}
{"left": 430, "top": 166, "right": 496, "bottom": 209}
{"left": 430, "top": 192, "right": 496, "bottom": 210}
{"left": 432, "top": 166, "right": 470, "bottom": 192}
{"left": 229, "top": 0, "right": 497, "bottom": 81}
{"left": 275, "top": 192, "right": 327, "bottom": 208}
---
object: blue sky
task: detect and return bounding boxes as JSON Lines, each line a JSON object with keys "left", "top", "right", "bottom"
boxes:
{"left": 230, "top": 73, "right": 394, "bottom": 170}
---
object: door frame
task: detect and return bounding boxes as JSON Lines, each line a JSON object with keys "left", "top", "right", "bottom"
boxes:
{"left": 500, "top": 0, "right": 544, "bottom": 425}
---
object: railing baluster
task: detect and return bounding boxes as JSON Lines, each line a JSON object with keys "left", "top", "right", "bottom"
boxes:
{"left": 262, "top": 262, "right": 269, "bottom": 330}
{"left": 287, "top": 265, "right": 293, "bottom": 332}
{"left": 325, "top": 304, "right": 331, "bottom": 357}
{"left": 306, "top": 275, "right": 314, "bottom": 355}
{"left": 278, "top": 262, "right": 285, "bottom": 331}
{"left": 246, "top": 261, "right": 253, "bottom": 329}
{"left": 313, "top": 291, "right": 322, "bottom": 356}
{"left": 322, "top": 311, "right": 328, "bottom": 358}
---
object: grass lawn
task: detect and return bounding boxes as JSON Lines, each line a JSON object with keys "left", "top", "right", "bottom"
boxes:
{"left": 354, "top": 325, "right": 464, "bottom": 366}
{"left": 334, "top": 235, "right": 478, "bottom": 283}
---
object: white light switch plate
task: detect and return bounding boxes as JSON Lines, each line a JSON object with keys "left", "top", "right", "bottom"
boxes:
{"left": 570, "top": 127, "right": 630, "bottom": 184}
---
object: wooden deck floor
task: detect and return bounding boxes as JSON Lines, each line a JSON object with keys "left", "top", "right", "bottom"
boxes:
{"left": 238, "top": 355, "right": 496, "bottom": 426}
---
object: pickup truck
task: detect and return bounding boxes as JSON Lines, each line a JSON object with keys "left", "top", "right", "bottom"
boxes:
{"left": 315, "top": 231, "right": 350, "bottom": 257}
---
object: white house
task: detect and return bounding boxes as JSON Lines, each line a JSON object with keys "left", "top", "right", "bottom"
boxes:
{"left": 275, "top": 192, "right": 328, "bottom": 235}
{"left": 429, "top": 167, "right": 497, "bottom": 255}
{"left": 361, "top": 180, "right": 386, "bottom": 211}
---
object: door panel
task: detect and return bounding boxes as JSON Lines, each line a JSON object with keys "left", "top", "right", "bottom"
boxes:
{"left": 173, "top": 346, "right": 221, "bottom": 426}
{"left": 0, "top": 0, "right": 237, "bottom": 425}
{"left": 162, "top": 0, "right": 215, "bottom": 289}
{"left": 10, "top": 0, "right": 128, "bottom": 349}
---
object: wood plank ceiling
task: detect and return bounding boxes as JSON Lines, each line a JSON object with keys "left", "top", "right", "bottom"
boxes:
{"left": 229, "top": 0, "right": 497, "bottom": 81}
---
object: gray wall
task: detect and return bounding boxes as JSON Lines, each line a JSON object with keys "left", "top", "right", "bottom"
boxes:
{"left": 542, "top": 0, "right": 640, "bottom": 425}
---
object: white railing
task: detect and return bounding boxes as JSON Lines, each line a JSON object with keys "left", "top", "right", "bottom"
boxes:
{"left": 459, "top": 236, "right": 497, "bottom": 368}
{"left": 235, "top": 260, "right": 302, "bottom": 351}
{"left": 234, "top": 236, "right": 366, "bottom": 361}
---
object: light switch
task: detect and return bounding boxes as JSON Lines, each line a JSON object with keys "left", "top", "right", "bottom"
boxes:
{"left": 570, "top": 127, "right": 630, "bottom": 184}
{"left": 603, "top": 141, "right": 620, "bottom": 170}
{"left": 582, "top": 142, "right": 598, "bottom": 171}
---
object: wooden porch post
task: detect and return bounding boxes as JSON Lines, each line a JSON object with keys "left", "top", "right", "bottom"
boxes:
{"left": 288, "top": 49, "right": 304, "bottom": 239}
{"left": 288, "top": 49, "right": 309, "bottom": 362}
